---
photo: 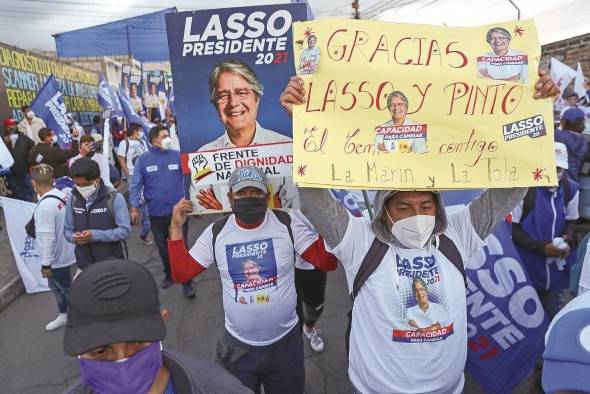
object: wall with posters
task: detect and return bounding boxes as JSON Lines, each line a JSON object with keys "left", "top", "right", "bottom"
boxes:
{"left": 166, "top": 4, "right": 308, "bottom": 213}
{"left": 0, "top": 42, "right": 101, "bottom": 125}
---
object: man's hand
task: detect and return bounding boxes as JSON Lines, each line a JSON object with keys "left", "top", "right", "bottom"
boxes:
{"left": 41, "top": 266, "right": 52, "bottom": 278}
{"left": 533, "top": 69, "right": 560, "bottom": 100}
{"left": 79, "top": 142, "right": 92, "bottom": 157}
{"left": 172, "top": 198, "right": 193, "bottom": 228}
{"left": 130, "top": 208, "right": 140, "bottom": 225}
{"left": 170, "top": 198, "right": 192, "bottom": 241}
{"left": 73, "top": 230, "right": 91, "bottom": 245}
{"left": 544, "top": 243, "right": 566, "bottom": 257}
{"left": 197, "top": 188, "right": 222, "bottom": 210}
{"left": 280, "top": 76, "right": 306, "bottom": 117}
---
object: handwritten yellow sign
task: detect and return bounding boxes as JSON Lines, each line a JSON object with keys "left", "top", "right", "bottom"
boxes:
{"left": 292, "top": 19, "right": 555, "bottom": 190}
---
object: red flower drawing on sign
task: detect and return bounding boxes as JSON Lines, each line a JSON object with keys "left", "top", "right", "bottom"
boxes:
{"left": 297, "top": 165, "right": 307, "bottom": 176}
{"left": 514, "top": 26, "right": 525, "bottom": 37}
{"left": 532, "top": 168, "right": 543, "bottom": 181}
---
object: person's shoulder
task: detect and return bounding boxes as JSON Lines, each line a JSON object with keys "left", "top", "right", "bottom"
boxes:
{"left": 508, "top": 48, "right": 525, "bottom": 55}
{"left": 163, "top": 349, "right": 252, "bottom": 394}
{"left": 257, "top": 126, "right": 291, "bottom": 142}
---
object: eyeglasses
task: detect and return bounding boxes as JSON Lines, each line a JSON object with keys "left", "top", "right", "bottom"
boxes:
{"left": 215, "top": 88, "right": 253, "bottom": 104}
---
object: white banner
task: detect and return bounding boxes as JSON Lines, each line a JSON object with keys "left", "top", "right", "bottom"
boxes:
{"left": 1, "top": 197, "right": 50, "bottom": 293}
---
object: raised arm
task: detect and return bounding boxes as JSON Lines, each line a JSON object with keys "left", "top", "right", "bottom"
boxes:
{"left": 469, "top": 187, "right": 527, "bottom": 240}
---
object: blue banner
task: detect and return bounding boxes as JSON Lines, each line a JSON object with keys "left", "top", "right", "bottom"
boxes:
{"left": 97, "top": 74, "right": 123, "bottom": 116}
{"left": 443, "top": 191, "right": 548, "bottom": 393}
{"left": 166, "top": 4, "right": 307, "bottom": 214}
{"left": 30, "top": 76, "right": 72, "bottom": 149}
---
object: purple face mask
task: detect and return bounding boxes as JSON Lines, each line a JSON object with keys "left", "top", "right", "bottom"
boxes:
{"left": 79, "top": 341, "right": 163, "bottom": 394}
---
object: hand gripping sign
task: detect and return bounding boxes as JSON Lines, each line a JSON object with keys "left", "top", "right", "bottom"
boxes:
{"left": 291, "top": 19, "right": 555, "bottom": 190}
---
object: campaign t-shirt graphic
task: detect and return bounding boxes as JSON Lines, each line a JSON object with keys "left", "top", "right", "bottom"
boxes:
{"left": 392, "top": 251, "right": 454, "bottom": 343}
{"left": 226, "top": 238, "right": 278, "bottom": 303}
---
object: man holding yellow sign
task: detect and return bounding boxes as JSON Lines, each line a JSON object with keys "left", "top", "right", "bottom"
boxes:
{"left": 280, "top": 17, "right": 559, "bottom": 394}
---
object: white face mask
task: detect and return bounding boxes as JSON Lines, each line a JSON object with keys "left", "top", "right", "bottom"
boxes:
{"left": 26, "top": 110, "right": 34, "bottom": 119}
{"left": 388, "top": 213, "right": 436, "bottom": 249}
{"left": 76, "top": 181, "right": 98, "bottom": 200}
{"left": 139, "top": 131, "right": 145, "bottom": 139}
{"left": 51, "top": 135, "right": 58, "bottom": 144}
{"left": 161, "top": 136, "right": 173, "bottom": 150}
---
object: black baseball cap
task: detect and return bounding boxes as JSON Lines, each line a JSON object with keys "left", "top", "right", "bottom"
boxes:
{"left": 63, "top": 259, "right": 166, "bottom": 356}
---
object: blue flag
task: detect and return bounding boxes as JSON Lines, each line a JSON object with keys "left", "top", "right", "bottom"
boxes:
{"left": 443, "top": 190, "right": 548, "bottom": 393}
{"left": 117, "top": 87, "right": 153, "bottom": 148}
{"left": 31, "top": 75, "right": 72, "bottom": 149}
{"left": 168, "top": 86, "right": 175, "bottom": 114}
{"left": 98, "top": 74, "right": 123, "bottom": 116}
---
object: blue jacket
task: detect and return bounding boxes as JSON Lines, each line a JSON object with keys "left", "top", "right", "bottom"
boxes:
{"left": 555, "top": 128, "right": 588, "bottom": 181}
{"left": 130, "top": 147, "right": 184, "bottom": 217}
{"left": 514, "top": 179, "right": 579, "bottom": 290}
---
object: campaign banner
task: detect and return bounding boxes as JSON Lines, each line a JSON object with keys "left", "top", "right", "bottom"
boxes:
{"left": 121, "top": 65, "right": 143, "bottom": 114}
{"left": 291, "top": 19, "right": 555, "bottom": 190}
{"left": 97, "top": 74, "right": 123, "bottom": 116}
{"left": 0, "top": 197, "right": 50, "bottom": 293}
{"left": 144, "top": 70, "right": 168, "bottom": 119}
{"left": 443, "top": 190, "right": 548, "bottom": 393}
{"left": 165, "top": 4, "right": 307, "bottom": 213}
{"left": 31, "top": 75, "right": 73, "bottom": 149}
{"left": 0, "top": 42, "right": 100, "bottom": 125}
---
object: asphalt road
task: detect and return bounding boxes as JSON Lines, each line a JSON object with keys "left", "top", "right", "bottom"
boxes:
{"left": 0, "top": 213, "right": 533, "bottom": 393}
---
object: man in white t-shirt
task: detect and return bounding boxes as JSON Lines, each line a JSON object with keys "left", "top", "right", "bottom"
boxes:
{"left": 406, "top": 277, "right": 447, "bottom": 331}
{"left": 69, "top": 134, "right": 113, "bottom": 188}
{"left": 280, "top": 72, "right": 559, "bottom": 394}
{"left": 167, "top": 166, "right": 337, "bottom": 394}
{"left": 30, "top": 164, "right": 76, "bottom": 331}
{"left": 117, "top": 122, "right": 152, "bottom": 245}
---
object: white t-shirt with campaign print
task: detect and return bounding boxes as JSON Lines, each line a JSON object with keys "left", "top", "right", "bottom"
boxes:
{"left": 407, "top": 302, "right": 448, "bottom": 329}
{"left": 330, "top": 206, "right": 484, "bottom": 394}
{"left": 34, "top": 189, "right": 75, "bottom": 269}
{"left": 189, "top": 210, "right": 318, "bottom": 346}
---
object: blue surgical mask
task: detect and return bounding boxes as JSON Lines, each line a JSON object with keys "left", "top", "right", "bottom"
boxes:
{"left": 79, "top": 341, "right": 163, "bottom": 394}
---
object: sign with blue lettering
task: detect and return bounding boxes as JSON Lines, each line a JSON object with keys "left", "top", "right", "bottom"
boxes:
{"left": 444, "top": 190, "right": 548, "bottom": 393}
{"left": 165, "top": 4, "right": 307, "bottom": 213}
{"left": 31, "top": 75, "right": 72, "bottom": 149}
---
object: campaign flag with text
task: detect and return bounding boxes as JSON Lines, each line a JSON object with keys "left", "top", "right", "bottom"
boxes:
{"left": 117, "top": 87, "right": 153, "bottom": 135}
{"left": 165, "top": 4, "right": 307, "bottom": 213}
{"left": 444, "top": 190, "right": 548, "bottom": 393}
{"left": 0, "top": 197, "right": 50, "bottom": 293}
{"left": 98, "top": 74, "right": 123, "bottom": 116}
{"left": 31, "top": 75, "right": 72, "bottom": 149}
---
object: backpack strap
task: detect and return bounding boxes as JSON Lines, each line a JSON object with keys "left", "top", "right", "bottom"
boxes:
{"left": 124, "top": 138, "right": 130, "bottom": 160}
{"left": 438, "top": 234, "right": 466, "bottom": 287}
{"left": 105, "top": 189, "right": 128, "bottom": 259}
{"left": 211, "top": 214, "right": 231, "bottom": 266}
{"left": 39, "top": 194, "right": 66, "bottom": 207}
{"left": 351, "top": 237, "right": 389, "bottom": 300}
{"left": 271, "top": 209, "right": 294, "bottom": 245}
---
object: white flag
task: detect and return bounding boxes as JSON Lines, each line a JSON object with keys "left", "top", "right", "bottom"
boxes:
{"left": 1, "top": 197, "right": 50, "bottom": 293}
{"left": 551, "top": 58, "right": 577, "bottom": 111}
{"left": 574, "top": 62, "right": 587, "bottom": 100}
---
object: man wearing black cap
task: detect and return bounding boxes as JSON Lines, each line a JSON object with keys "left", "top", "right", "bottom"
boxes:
{"left": 168, "top": 165, "right": 337, "bottom": 394}
{"left": 62, "top": 259, "right": 252, "bottom": 394}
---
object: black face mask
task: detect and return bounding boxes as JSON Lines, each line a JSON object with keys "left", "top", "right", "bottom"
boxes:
{"left": 232, "top": 197, "right": 267, "bottom": 224}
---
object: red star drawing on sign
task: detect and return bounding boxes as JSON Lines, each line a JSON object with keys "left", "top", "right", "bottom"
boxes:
{"left": 298, "top": 165, "right": 307, "bottom": 176}
{"left": 514, "top": 25, "right": 525, "bottom": 37}
{"left": 303, "top": 27, "right": 314, "bottom": 37}
{"left": 532, "top": 168, "right": 543, "bottom": 181}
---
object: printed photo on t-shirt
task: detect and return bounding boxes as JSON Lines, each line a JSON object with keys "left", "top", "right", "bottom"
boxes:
{"left": 393, "top": 252, "right": 454, "bottom": 343}
{"left": 225, "top": 238, "right": 278, "bottom": 304}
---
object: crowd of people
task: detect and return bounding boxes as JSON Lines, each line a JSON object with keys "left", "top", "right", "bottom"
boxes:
{"left": 0, "top": 67, "right": 590, "bottom": 394}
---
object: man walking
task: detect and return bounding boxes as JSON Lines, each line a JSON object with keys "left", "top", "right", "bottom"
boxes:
{"left": 167, "top": 166, "right": 337, "bottom": 393}
{"left": 18, "top": 105, "right": 46, "bottom": 144}
{"left": 64, "top": 158, "right": 131, "bottom": 270}
{"left": 30, "top": 164, "right": 76, "bottom": 330}
{"left": 130, "top": 125, "right": 194, "bottom": 297}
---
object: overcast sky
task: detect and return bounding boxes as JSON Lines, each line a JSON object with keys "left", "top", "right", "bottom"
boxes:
{"left": 0, "top": 0, "right": 587, "bottom": 51}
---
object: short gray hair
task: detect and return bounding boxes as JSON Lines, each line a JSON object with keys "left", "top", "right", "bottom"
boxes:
{"left": 387, "top": 91, "right": 408, "bottom": 109}
{"left": 486, "top": 27, "right": 511, "bottom": 43}
{"left": 209, "top": 59, "right": 263, "bottom": 104}
{"left": 412, "top": 277, "right": 427, "bottom": 292}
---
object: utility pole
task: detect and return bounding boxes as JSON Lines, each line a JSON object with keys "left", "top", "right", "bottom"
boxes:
{"left": 507, "top": 0, "right": 521, "bottom": 20}
{"left": 352, "top": 0, "right": 360, "bottom": 19}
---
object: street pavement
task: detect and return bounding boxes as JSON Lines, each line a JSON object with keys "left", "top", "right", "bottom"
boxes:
{"left": 0, "top": 213, "right": 533, "bottom": 393}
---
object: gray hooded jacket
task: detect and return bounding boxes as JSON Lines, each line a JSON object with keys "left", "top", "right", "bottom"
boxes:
{"left": 299, "top": 187, "right": 527, "bottom": 252}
